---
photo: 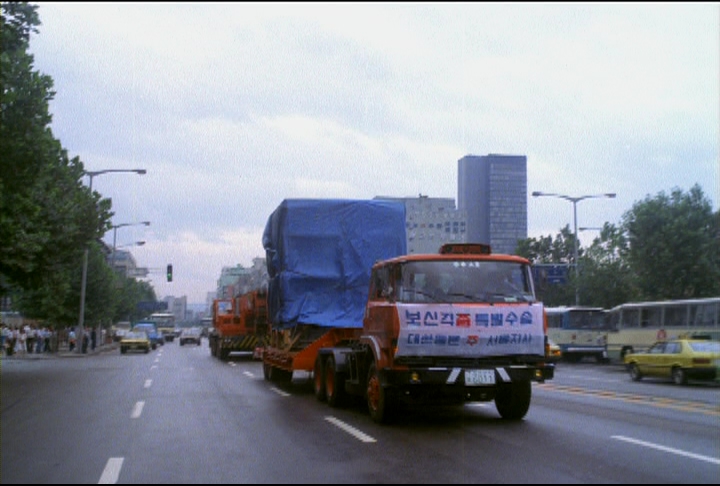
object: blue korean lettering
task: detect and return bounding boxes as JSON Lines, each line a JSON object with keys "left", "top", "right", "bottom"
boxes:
{"left": 423, "top": 311, "right": 439, "bottom": 327}
{"left": 520, "top": 311, "right": 533, "bottom": 325}
{"left": 421, "top": 334, "right": 434, "bottom": 345}
{"left": 506, "top": 312, "right": 518, "bottom": 326}
{"left": 440, "top": 312, "right": 455, "bottom": 326}
{"left": 434, "top": 334, "right": 448, "bottom": 345}
{"left": 405, "top": 310, "right": 422, "bottom": 326}
{"left": 475, "top": 313, "right": 490, "bottom": 327}
{"left": 407, "top": 333, "right": 420, "bottom": 345}
{"left": 491, "top": 313, "right": 504, "bottom": 327}
{"left": 448, "top": 335, "right": 461, "bottom": 346}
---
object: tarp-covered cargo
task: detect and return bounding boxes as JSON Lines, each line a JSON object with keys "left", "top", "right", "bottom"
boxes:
{"left": 263, "top": 199, "right": 407, "bottom": 329}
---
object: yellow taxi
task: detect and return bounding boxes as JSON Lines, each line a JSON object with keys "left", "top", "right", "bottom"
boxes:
{"left": 624, "top": 338, "right": 720, "bottom": 385}
{"left": 546, "top": 338, "right": 562, "bottom": 362}
{"left": 120, "top": 331, "right": 151, "bottom": 354}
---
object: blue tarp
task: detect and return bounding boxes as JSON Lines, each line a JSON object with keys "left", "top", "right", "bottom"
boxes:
{"left": 263, "top": 199, "right": 407, "bottom": 329}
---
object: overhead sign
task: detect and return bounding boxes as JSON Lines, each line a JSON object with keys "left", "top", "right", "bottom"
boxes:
{"left": 137, "top": 301, "right": 168, "bottom": 312}
{"left": 532, "top": 264, "right": 570, "bottom": 285}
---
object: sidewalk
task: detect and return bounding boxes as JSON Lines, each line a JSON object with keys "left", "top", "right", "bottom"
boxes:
{"left": 2, "top": 341, "right": 118, "bottom": 359}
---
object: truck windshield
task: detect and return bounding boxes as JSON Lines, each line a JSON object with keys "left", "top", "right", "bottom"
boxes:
{"left": 398, "top": 260, "right": 535, "bottom": 304}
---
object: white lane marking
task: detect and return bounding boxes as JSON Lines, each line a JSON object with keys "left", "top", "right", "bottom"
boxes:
{"left": 150, "top": 365, "right": 158, "bottom": 370}
{"left": 98, "top": 457, "right": 124, "bottom": 484}
{"left": 271, "top": 387, "right": 291, "bottom": 397}
{"left": 467, "top": 402, "right": 490, "bottom": 408}
{"left": 325, "top": 417, "right": 376, "bottom": 443}
{"left": 243, "top": 371, "right": 254, "bottom": 378}
{"left": 144, "top": 379, "right": 152, "bottom": 388}
{"left": 612, "top": 435, "right": 720, "bottom": 465}
{"left": 154, "top": 358, "right": 160, "bottom": 363}
{"left": 131, "top": 401, "right": 145, "bottom": 419}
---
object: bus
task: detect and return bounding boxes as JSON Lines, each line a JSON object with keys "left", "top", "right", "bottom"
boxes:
{"left": 605, "top": 297, "right": 720, "bottom": 363}
{"left": 545, "top": 306, "right": 611, "bottom": 363}
{"left": 146, "top": 312, "right": 177, "bottom": 342}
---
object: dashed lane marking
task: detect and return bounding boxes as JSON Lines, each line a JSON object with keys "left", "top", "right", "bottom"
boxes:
{"left": 98, "top": 457, "right": 123, "bottom": 484}
{"left": 612, "top": 435, "right": 720, "bottom": 465}
{"left": 325, "top": 416, "right": 376, "bottom": 443}
{"left": 130, "top": 401, "right": 145, "bottom": 419}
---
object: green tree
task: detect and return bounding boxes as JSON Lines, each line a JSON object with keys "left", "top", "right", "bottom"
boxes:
{"left": 622, "top": 184, "right": 720, "bottom": 300}
{"left": 577, "top": 223, "right": 638, "bottom": 308}
{"left": 516, "top": 225, "right": 577, "bottom": 306}
{"left": 1, "top": 3, "right": 113, "bottom": 318}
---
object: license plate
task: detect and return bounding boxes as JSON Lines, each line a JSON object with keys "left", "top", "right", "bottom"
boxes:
{"left": 465, "top": 369, "right": 495, "bottom": 386}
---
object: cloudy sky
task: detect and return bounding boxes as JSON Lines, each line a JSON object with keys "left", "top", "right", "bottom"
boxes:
{"left": 28, "top": 2, "right": 719, "bottom": 304}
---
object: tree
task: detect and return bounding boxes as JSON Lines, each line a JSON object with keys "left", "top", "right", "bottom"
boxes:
{"left": 622, "top": 184, "right": 720, "bottom": 300}
{"left": 576, "top": 223, "right": 638, "bottom": 308}
{"left": 1, "top": 3, "right": 113, "bottom": 317}
{"left": 516, "top": 225, "right": 578, "bottom": 306}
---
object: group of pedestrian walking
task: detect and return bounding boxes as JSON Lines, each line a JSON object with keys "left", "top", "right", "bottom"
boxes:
{"left": 1, "top": 324, "right": 100, "bottom": 356}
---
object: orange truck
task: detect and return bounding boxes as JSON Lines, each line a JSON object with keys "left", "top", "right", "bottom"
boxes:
{"left": 208, "top": 289, "right": 268, "bottom": 361}
{"left": 261, "top": 199, "right": 555, "bottom": 423}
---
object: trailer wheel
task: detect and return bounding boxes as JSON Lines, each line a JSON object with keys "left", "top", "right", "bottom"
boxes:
{"left": 366, "top": 362, "right": 392, "bottom": 424}
{"left": 325, "top": 355, "right": 347, "bottom": 408}
{"left": 263, "top": 362, "right": 272, "bottom": 381}
{"left": 494, "top": 379, "right": 531, "bottom": 421}
{"left": 314, "top": 356, "right": 326, "bottom": 402}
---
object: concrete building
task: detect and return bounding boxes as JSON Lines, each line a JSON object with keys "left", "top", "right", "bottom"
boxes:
{"left": 458, "top": 154, "right": 528, "bottom": 254}
{"left": 162, "top": 295, "right": 188, "bottom": 323}
{"left": 375, "top": 195, "right": 467, "bottom": 254}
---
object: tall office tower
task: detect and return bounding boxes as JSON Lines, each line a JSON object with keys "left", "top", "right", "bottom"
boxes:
{"left": 457, "top": 154, "right": 528, "bottom": 255}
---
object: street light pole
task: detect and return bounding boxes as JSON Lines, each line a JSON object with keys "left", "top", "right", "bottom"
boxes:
{"left": 77, "top": 169, "right": 146, "bottom": 353}
{"left": 110, "top": 222, "right": 151, "bottom": 273}
{"left": 531, "top": 191, "right": 616, "bottom": 306}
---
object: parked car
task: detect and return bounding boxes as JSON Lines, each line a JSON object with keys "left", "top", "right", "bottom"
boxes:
{"left": 624, "top": 338, "right": 720, "bottom": 385}
{"left": 132, "top": 322, "right": 163, "bottom": 350}
{"left": 179, "top": 327, "right": 202, "bottom": 346}
{"left": 120, "top": 331, "right": 151, "bottom": 354}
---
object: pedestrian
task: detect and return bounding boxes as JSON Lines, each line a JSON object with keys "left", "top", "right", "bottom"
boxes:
{"left": 16, "top": 328, "right": 27, "bottom": 356}
{"left": 81, "top": 330, "right": 89, "bottom": 354}
{"left": 91, "top": 327, "right": 97, "bottom": 351}
{"left": 68, "top": 328, "right": 76, "bottom": 352}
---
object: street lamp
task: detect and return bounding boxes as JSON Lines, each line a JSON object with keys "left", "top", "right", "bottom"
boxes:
{"left": 532, "top": 191, "right": 616, "bottom": 306}
{"left": 110, "top": 222, "right": 151, "bottom": 272}
{"left": 77, "top": 169, "right": 146, "bottom": 353}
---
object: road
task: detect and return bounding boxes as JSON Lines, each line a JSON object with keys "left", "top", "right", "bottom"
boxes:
{"left": 2, "top": 342, "right": 718, "bottom": 484}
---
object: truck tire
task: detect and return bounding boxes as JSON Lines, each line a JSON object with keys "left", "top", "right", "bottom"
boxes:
{"left": 263, "top": 362, "right": 272, "bottom": 381}
{"left": 494, "top": 379, "right": 531, "bottom": 420}
{"left": 120, "top": 346, "right": 126, "bottom": 354}
{"left": 366, "top": 362, "right": 392, "bottom": 424}
{"left": 220, "top": 348, "right": 230, "bottom": 361}
{"left": 313, "top": 356, "right": 326, "bottom": 402}
{"left": 325, "top": 354, "right": 347, "bottom": 408}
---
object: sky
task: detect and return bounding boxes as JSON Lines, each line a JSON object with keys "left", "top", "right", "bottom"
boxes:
{"left": 27, "top": 2, "right": 719, "bottom": 305}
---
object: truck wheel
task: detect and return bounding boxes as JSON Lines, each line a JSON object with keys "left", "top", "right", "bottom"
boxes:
{"left": 120, "top": 347, "right": 126, "bottom": 354}
{"left": 495, "top": 379, "right": 531, "bottom": 420}
{"left": 325, "top": 355, "right": 347, "bottom": 408}
{"left": 313, "top": 356, "right": 326, "bottom": 402}
{"left": 366, "top": 362, "right": 392, "bottom": 424}
{"left": 220, "top": 348, "right": 230, "bottom": 361}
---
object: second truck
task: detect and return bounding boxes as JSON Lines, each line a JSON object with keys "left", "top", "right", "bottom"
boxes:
{"left": 261, "top": 198, "right": 554, "bottom": 423}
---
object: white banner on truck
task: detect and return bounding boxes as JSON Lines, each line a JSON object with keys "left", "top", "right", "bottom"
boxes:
{"left": 395, "top": 303, "right": 545, "bottom": 358}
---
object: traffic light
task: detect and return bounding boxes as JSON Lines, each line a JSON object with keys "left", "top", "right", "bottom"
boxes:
{"left": 167, "top": 264, "right": 173, "bottom": 282}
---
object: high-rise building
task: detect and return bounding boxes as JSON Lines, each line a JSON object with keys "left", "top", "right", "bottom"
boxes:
{"left": 458, "top": 154, "right": 527, "bottom": 254}
{"left": 374, "top": 195, "right": 467, "bottom": 254}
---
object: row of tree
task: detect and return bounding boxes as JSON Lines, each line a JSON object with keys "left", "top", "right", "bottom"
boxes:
{"left": 517, "top": 184, "right": 720, "bottom": 308}
{"left": 1, "top": 3, "right": 157, "bottom": 329}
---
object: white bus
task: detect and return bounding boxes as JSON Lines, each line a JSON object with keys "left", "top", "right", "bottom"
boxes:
{"left": 605, "top": 297, "right": 720, "bottom": 363}
{"left": 147, "top": 312, "right": 177, "bottom": 341}
{"left": 545, "top": 306, "right": 611, "bottom": 363}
